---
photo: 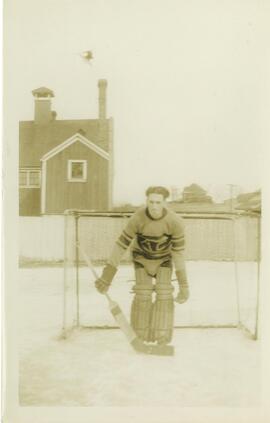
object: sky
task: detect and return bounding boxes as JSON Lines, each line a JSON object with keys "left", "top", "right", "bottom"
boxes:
{"left": 4, "top": 0, "right": 270, "bottom": 205}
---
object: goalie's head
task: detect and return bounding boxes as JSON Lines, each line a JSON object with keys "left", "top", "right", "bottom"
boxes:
{"left": 145, "top": 186, "right": 169, "bottom": 219}
{"left": 145, "top": 186, "right": 170, "bottom": 200}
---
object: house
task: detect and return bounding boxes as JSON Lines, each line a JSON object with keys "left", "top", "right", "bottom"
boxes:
{"left": 182, "top": 183, "right": 213, "bottom": 203}
{"left": 235, "top": 190, "right": 261, "bottom": 213}
{"left": 19, "top": 80, "right": 113, "bottom": 215}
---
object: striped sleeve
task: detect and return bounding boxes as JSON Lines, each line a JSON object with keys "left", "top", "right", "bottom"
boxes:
{"left": 171, "top": 215, "right": 186, "bottom": 272}
{"left": 108, "top": 214, "right": 138, "bottom": 268}
{"left": 116, "top": 229, "right": 134, "bottom": 250}
{"left": 171, "top": 216, "right": 185, "bottom": 252}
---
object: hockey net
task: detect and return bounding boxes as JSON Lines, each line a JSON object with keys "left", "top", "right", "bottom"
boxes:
{"left": 62, "top": 209, "right": 261, "bottom": 339}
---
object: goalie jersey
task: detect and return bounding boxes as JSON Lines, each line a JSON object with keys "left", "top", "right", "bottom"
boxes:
{"left": 108, "top": 207, "right": 186, "bottom": 276}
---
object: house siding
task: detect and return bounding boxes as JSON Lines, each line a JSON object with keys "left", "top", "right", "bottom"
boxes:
{"left": 45, "top": 141, "right": 108, "bottom": 213}
{"left": 19, "top": 189, "right": 41, "bottom": 216}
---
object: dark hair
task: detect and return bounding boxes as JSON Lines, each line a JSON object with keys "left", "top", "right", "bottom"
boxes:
{"left": 145, "top": 186, "right": 170, "bottom": 199}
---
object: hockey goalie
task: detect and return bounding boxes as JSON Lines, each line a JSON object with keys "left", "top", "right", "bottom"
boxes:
{"left": 95, "top": 186, "right": 190, "bottom": 348}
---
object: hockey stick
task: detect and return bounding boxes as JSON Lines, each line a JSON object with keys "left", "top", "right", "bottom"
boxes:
{"left": 78, "top": 245, "right": 174, "bottom": 356}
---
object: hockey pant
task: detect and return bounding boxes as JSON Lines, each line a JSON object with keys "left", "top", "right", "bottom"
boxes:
{"left": 130, "top": 266, "right": 174, "bottom": 344}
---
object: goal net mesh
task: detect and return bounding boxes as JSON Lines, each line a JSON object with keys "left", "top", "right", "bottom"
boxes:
{"left": 63, "top": 210, "right": 260, "bottom": 339}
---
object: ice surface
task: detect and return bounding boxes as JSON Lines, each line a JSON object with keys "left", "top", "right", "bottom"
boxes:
{"left": 18, "top": 262, "right": 261, "bottom": 406}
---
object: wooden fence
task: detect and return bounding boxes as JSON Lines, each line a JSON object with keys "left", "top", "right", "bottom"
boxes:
{"left": 19, "top": 212, "right": 260, "bottom": 264}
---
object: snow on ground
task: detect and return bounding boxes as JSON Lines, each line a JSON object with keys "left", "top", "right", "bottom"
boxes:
{"left": 19, "top": 262, "right": 261, "bottom": 406}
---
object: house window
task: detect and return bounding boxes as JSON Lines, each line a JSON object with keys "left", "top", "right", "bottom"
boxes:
{"left": 19, "top": 171, "right": 28, "bottom": 186}
{"left": 68, "top": 160, "right": 87, "bottom": 182}
{"left": 29, "top": 171, "right": 40, "bottom": 186}
{"left": 19, "top": 169, "right": 41, "bottom": 188}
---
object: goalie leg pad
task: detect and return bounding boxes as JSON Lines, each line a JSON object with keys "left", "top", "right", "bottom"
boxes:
{"left": 150, "top": 266, "right": 174, "bottom": 344}
{"left": 131, "top": 268, "right": 154, "bottom": 342}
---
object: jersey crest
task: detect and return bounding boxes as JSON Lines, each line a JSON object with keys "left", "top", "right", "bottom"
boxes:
{"left": 137, "top": 233, "right": 172, "bottom": 256}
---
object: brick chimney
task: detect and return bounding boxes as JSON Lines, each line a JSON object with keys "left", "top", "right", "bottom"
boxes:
{"left": 98, "top": 79, "right": 107, "bottom": 120}
{"left": 32, "top": 87, "right": 54, "bottom": 124}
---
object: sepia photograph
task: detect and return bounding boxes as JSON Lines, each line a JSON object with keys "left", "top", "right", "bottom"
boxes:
{"left": 3, "top": 0, "right": 270, "bottom": 422}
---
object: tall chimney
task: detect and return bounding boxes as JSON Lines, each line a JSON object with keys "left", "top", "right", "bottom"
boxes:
{"left": 98, "top": 79, "right": 107, "bottom": 119}
{"left": 32, "top": 87, "right": 54, "bottom": 124}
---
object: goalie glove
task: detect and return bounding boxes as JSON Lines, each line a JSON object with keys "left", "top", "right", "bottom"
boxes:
{"left": 95, "top": 264, "right": 117, "bottom": 294}
{"left": 175, "top": 269, "right": 189, "bottom": 304}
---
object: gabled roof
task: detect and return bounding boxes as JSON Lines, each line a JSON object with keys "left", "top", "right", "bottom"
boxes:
{"left": 183, "top": 184, "right": 206, "bottom": 194}
{"left": 41, "top": 132, "right": 109, "bottom": 162}
{"left": 19, "top": 119, "right": 110, "bottom": 167}
{"left": 32, "top": 87, "right": 54, "bottom": 97}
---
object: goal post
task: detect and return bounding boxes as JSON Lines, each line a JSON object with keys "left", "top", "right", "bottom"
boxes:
{"left": 62, "top": 209, "right": 261, "bottom": 340}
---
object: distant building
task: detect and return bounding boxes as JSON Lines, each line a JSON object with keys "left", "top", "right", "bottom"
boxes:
{"left": 181, "top": 184, "right": 213, "bottom": 203}
{"left": 235, "top": 190, "right": 261, "bottom": 213}
{"left": 19, "top": 80, "right": 113, "bottom": 215}
{"left": 218, "top": 190, "right": 261, "bottom": 214}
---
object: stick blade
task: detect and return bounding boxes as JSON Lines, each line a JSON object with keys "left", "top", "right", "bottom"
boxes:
{"left": 132, "top": 338, "right": 175, "bottom": 356}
